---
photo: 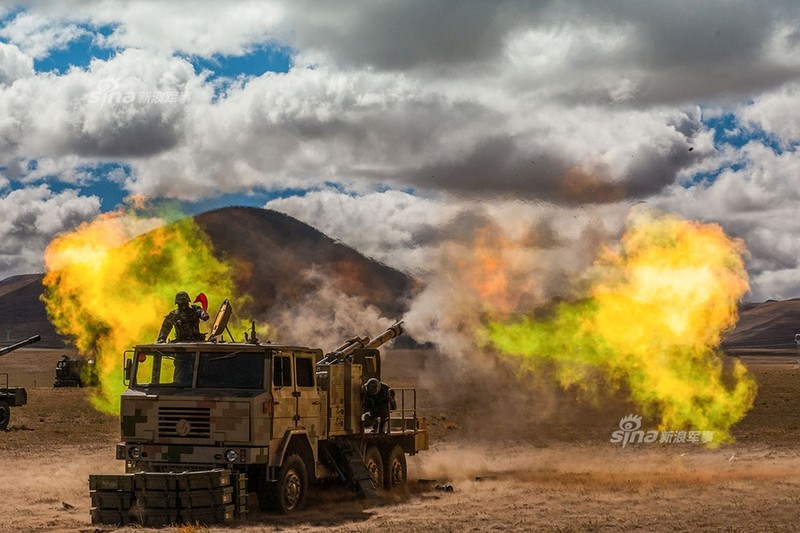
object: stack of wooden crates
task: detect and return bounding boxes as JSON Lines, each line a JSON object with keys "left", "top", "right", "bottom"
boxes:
{"left": 89, "top": 469, "right": 248, "bottom": 526}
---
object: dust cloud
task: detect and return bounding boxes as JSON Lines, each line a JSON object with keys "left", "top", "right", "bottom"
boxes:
{"left": 266, "top": 267, "right": 394, "bottom": 349}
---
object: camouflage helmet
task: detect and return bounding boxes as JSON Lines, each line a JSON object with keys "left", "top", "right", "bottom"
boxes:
{"left": 174, "top": 291, "right": 191, "bottom": 305}
{"left": 365, "top": 378, "right": 380, "bottom": 395}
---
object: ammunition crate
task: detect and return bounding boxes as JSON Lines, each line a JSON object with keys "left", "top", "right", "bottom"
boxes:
{"left": 181, "top": 504, "right": 235, "bottom": 524}
{"left": 89, "top": 474, "right": 135, "bottom": 492}
{"left": 179, "top": 486, "right": 233, "bottom": 508}
{"left": 232, "top": 471, "right": 248, "bottom": 517}
{"left": 132, "top": 508, "right": 180, "bottom": 527}
{"left": 90, "top": 469, "right": 238, "bottom": 526}
{"left": 90, "top": 508, "right": 131, "bottom": 526}
{"left": 90, "top": 490, "right": 133, "bottom": 510}
{"left": 134, "top": 471, "right": 180, "bottom": 491}
{"left": 135, "top": 491, "right": 179, "bottom": 509}
{"left": 177, "top": 469, "right": 231, "bottom": 490}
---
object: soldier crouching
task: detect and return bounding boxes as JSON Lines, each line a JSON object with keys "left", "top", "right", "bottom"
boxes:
{"left": 361, "top": 377, "right": 397, "bottom": 433}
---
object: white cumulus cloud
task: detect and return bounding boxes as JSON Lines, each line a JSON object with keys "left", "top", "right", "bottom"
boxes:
{"left": 0, "top": 185, "right": 100, "bottom": 277}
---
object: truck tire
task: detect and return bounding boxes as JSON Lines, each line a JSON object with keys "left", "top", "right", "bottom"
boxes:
{"left": 268, "top": 453, "right": 307, "bottom": 513}
{"left": 365, "top": 445, "right": 384, "bottom": 489}
{"left": 383, "top": 445, "right": 407, "bottom": 490}
{"left": 0, "top": 401, "right": 9, "bottom": 430}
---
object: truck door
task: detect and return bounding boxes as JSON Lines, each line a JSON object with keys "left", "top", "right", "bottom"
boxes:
{"left": 293, "top": 352, "right": 320, "bottom": 438}
{"left": 271, "top": 351, "right": 320, "bottom": 434}
{"left": 271, "top": 351, "right": 296, "bottom": 437}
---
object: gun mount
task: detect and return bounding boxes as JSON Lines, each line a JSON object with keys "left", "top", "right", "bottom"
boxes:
{"left": 0, "top": 335, "right": 41, "bottom": 357}
{"left": 319, "top": 321, "right": 404, "bottom": 365}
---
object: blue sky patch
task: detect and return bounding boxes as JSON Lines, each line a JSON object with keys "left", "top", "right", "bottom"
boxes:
{"left": 684, "top": 112, "right": 786, "bottom": 188}
{"left": 704, "top": 113, "right": 783, "bottom": 154}
{"left": 187, "top": 43, "right": 292, "bottom": 80}
{"left": 76, "top": 163, "right": 131, "bottom": 210}
{"left": 32, "top": 25, "right": 116, "bottom": 73}
{"left": 25, "top": 162, "right": 131, "bottom": 211}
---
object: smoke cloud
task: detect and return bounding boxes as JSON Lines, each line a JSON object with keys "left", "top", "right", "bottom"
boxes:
{"left": 402, "top": 207, "right": 756, "bottom": 443}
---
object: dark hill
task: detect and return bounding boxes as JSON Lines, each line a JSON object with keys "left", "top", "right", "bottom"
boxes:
{"left": 195, "top": 207, "right": 412, "bottom": 320}
{"left": 722, "top": 299, "right": 800, "bottom": 351}
{"left": 0, "top": 274, "right": 65, "bottom": 348}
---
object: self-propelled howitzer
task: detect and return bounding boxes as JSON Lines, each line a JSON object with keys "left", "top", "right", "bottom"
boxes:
{"left": 108, "top": 311, "right": 427, "bottom": 523}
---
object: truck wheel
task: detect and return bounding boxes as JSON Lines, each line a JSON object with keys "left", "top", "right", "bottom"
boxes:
{"left": 268, "top": 454, "right": 307, "bottom": 513}
{"left": 383, "top": 445, "right": 406, "bottom": 490}
{"left": 365, "top": 445, "right": 384, "bottom": 489}
{"left": 0, "top": 401, "right": 9, "bottom": 430}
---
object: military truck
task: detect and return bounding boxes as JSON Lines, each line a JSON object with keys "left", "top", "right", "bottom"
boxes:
{"left": 54, "top": 354, "right": 99, "bottom": 387}
{"left": 0, "top": 335, "right": 41, "bottom": 430}
{"left": 114, "top": 301, "right": 427, "bottom": 514}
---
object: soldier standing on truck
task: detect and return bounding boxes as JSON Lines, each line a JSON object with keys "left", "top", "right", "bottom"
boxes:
{"left": 157, "top": 291, "right": 209, "bottom": 343}
{"left": 361, "top": 377, "right": 397, "bottom": 433}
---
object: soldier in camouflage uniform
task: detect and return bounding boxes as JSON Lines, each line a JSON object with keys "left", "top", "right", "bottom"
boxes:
{"left": 157, "top": 291, "right": 210, "bottom": 343}
{"left": 360, "top": 378, "right": 397, "bottom": 433}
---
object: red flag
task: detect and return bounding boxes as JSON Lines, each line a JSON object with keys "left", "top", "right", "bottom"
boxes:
{"left": 193, "top": 293, "right": 208, "bottom": 312}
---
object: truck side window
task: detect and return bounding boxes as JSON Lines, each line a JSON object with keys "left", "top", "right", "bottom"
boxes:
{"left": 295, "top": 357, "right": 314, "bottom": 387}
{"left": 134, "top": 353, "right": 155, "bottom": 386}
{"left": 273, "top": 356, "right": 292, "bottom": 387}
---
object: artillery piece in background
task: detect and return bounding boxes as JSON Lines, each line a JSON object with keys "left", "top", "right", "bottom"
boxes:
{"left": 0, "top": 335, "right": 41, "bottom": 430}
{"left": 54, "top": 354, "right": 99, "bottom": 388}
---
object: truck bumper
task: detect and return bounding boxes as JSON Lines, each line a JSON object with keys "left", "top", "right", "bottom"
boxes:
{"left": 116, "top": 442, "right": 269, "bottom": 471}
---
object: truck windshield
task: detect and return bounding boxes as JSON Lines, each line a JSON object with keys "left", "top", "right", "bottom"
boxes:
{"left": 197, "top": 351, "right": 264, "bottom": 389}
{"left": 133, "top": 350, "right": 195, "bottom": 387}
{"left": 132, "top": 349, "right": 264, "bottom": 389}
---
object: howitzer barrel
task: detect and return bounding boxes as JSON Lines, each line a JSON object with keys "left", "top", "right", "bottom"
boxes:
{"left": 320, "top": 335, "right": 370, "bottom": 364}
{"left": 0, "top": 334, "right": 41, "bottom": 356}
{"left": 365, "top": 320, "right": 404, "bottom": 349}
{"left": 330, "top": 335, "right": 370, "bottom": 356}
{"left": 321, "top": 321, "right": 404, "bottom": 364}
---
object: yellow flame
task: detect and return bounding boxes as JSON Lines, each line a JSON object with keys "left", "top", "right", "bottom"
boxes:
{"left": 42, "top": 206, "right": 255, "bottom": 413}
{"left": 486, "top": 209, "right": 756, "bottom": 443}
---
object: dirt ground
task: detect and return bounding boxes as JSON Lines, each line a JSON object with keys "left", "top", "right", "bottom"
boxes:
{"left": 2, "top": 348, "right": 800, "bottom": 533}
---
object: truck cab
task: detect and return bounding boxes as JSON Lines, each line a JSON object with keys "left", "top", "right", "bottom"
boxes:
{"left": 118, "top": 342, "right": 323, "bottom": 473}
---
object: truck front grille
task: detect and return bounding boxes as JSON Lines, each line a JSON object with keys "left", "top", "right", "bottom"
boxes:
{"left": 158, "top": 406, "right": 211, "bottom": 438}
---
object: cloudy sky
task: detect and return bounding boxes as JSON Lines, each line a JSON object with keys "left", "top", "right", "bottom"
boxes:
{"left": 2, "top": 0, "right": 800, "bottom": 302}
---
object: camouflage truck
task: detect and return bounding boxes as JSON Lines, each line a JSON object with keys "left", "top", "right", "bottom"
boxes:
{"left": 114, "top": 302, "right": 427, "bottom": 513}
{"left": 0, "top": 335, "right": 41, "bottom": 430}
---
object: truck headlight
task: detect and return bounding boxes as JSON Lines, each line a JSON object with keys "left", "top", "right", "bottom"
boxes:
{"left": 128, "top": 446, "right": 141, "bottom": 460}
{"left": 224, "top": 449, "right": 238, "bottom": 463}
